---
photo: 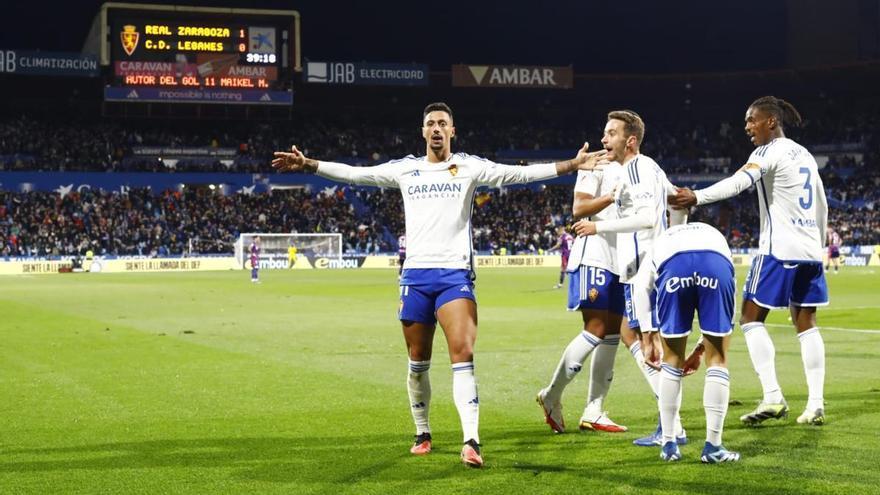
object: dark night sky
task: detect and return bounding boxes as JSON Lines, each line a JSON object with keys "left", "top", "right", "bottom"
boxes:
{"left": 1, "top": 0, "right": 789, "bottom": 73}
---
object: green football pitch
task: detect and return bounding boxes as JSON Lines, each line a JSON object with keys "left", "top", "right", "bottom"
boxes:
{"left": 1, "top": 266, "right": 878, "bottom": 494}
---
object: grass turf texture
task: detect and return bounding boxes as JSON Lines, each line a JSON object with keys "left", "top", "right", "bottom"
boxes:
{"left": 1, "top": 266, "right": 878, "bottom": 494}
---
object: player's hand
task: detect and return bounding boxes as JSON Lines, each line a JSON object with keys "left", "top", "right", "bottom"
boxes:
{"left": 682, "top": 340, "right": 705, "bottom": 376}
{"left": 572, "top": 219, "right": 598, "bottom": 236}
{"left": 573, "top": 142, "right": 609, "bottom": 171}
{"left": 641, "top": 332, "right": 662, "bottom": 370}
{"left": 272, "top": 145, "right": 316, "bottom": 173}
{"left": 669, "top": 187, "right": 698, "bottom": 208}
{"left": 599, "top": 183, "right": 622, "bottom": 204}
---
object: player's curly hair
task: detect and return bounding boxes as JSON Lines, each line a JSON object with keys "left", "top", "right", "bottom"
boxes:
{"left": 423, "top": 102, "right": 454, "bottom": 120}
{"left": 749, "top": 96, "right": 803, "bottom": 128}
{"left": 607, "top": 109, "right": 645, "bottom": 147}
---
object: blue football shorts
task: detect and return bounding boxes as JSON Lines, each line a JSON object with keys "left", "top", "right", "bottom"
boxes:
{"left": 653, "top": 251, "right": 736, "bottom": 338}
{"left": 567, "top": 265, "right": 625, "bottom": 315}
{"left": 743, "top": 254, "right": 829, "bottom": 309}
{"left": 399, "top": 268, "right": 476, "bottom": 325}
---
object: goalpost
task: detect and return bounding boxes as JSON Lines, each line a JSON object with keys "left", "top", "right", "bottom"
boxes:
{"left": 234, "top": 233, "right": 343, "bottom": 269}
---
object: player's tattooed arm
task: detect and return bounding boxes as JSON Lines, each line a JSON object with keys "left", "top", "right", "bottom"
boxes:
{"left": 272, "top": 146, "right": 318, "bottom": 173}
{"left": 556, "top": 142, "right": 608, "bottom": 175}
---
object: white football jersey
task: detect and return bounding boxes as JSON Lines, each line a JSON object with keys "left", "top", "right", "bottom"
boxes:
{"left": 615, "top": 154, "right": 677, "bottom": 282}
{"left": 742, "top": 138, "right": 826, "bottom": 262}
{"left": 652, "top": 222, "right": 732, "bottom": 269}
{"left": 317, "top": 153, "right": 557, "bottom": 271}
{"left": 567, "top": 164, "right": 624, "bottom": 274}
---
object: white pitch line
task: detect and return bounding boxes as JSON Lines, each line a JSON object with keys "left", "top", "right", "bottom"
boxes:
{"left": 822, "top": 305, "right": 880, "bottom": 311}
{"left": 764, "top": 323, "right": 880, "bottom": 335}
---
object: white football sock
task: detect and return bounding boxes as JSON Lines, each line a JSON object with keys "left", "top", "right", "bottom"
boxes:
{"left": 407, "top": 360, "right": 431, "bottom": 435}
{"left": 674, "top": 389, "right": 684, "bottom": 437}
{"left": 742, "top": 322, "right": 784, "bottom": 403}
{"left": 545, "top": 330, "right": 601, "bottom": 404}
{"left": 704, "top": 367, "right": 730, "bottom": 446}
{"left": 586, "top": 334, "right": 620, "bottom": 412}
{"left": 659, "top": 364, "right": 683, "bottom": 444}
{"left": 452, "top": 362, "right": 479, "bottom": 443}
{"left": 631, "top": 341, "right": 683, "bottom": 435}
{"left": 798, "top": 327, "right": 825, "bottom": 411}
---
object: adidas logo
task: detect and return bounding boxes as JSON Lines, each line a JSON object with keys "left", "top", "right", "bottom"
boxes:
{"left": 459, "top": 286, "right": 470, "bottom": 292}
{"left": 411, "top": 401, "right": 426, "bottom": 409}
{"left": 259, "top": 93, "right": 271, "bottom": 101}
{"left": 467, "top": 397, "right": 479, "bottom": 405}
{"left": 410, "top": 170, "right": 420, "bottom": 177}
{"left": 569, "top": 365, "right": 582, "bottom": 373}
{"left": 127, "top": 90, "right": 139, "bottom": 99}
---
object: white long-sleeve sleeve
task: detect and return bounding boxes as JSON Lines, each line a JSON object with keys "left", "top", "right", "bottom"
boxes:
{"left": 316, "top": 160, "right": 400, "bottom": 188}
{"left": 595, "top": 199, "right": 655, "bottom": 234}
{"left": 694, "top": 169, "right": 757, "bottom": 206}
{"left": 474, "top": 161, "right": 558, "bottom": 187}
{"left": 816, "top": 174, "right": 828, "bottom": 245}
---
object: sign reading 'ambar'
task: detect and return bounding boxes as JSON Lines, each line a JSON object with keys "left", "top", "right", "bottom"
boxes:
{"left": 452, "top": 64, "right": 573, "bottom": 89}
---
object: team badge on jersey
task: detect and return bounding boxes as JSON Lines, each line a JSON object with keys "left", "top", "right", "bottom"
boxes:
{"left": 120, "top": 25, "right": 140, "bottom": 56}
{"left": 588, "top": 287, "right": 599, "bottom": 302}
{"left": 448, "top": 164, "right": 458, "bottom": 176}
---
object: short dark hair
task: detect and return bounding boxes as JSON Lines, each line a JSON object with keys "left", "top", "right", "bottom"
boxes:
{"left": 423, "top": 102, "right": 453, "bottom": 120}
{"left": 607, "top": 109, "right": 645, "bottom": 147}
{"left": 750, "top": 96, "right": 803, "bottom": 128}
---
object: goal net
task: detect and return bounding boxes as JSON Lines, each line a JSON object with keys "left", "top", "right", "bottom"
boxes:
{"left": 234, "top": 233, "right": 343, "bottom": 269}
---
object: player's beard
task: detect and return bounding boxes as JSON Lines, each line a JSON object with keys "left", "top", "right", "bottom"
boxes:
{"left": 429, "top": 136, "right": 446, "bottom": 151}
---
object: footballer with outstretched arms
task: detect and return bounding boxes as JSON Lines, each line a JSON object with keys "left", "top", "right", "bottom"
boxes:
{"left": 272, "top": 102, "right": 608, "bottom": 468}
{"left": 671, "top": 96, "right": 829, "bottom": 426}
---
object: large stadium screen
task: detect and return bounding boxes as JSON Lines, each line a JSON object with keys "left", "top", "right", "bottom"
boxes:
{"left": 101, "top": 5, "right": 300, "bottom": 104}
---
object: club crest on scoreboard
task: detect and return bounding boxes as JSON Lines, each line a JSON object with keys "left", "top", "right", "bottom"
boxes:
{"left": 121, "top": 25, "right": 140, "bottom": 56}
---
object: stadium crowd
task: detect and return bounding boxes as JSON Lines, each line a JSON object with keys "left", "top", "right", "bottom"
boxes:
{"left": 0, "top": 184, "right": 580, "bottom": 257}
{"left": 2, "top": 110, "right": 877, "bottom": 175}
{"left": 2, "top": 177, "right": 877, "bottom": 258}
{"left": 1, "top": 111, "right": 878, "bottom": 257}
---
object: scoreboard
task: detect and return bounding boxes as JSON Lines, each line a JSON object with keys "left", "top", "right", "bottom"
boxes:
{"left": 112, "top": 20, "right": 281, "bottom": 89}
{"left": 95, "top": 4, "right": 300, "bottom": 104}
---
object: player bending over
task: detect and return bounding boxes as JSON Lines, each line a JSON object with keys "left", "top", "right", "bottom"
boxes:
{"left": 650, "top": 222, "right": 740, "bottom": 463}
{"left": 272, "top": 102, "right": 607, "bottom": 468}
{"left": 672, "top": 96, "right": 829, "bottom": 426}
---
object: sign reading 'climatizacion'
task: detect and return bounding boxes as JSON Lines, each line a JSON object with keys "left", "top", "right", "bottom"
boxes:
{"left": 0, "top": 49, "right": 99, "bottom": 77}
